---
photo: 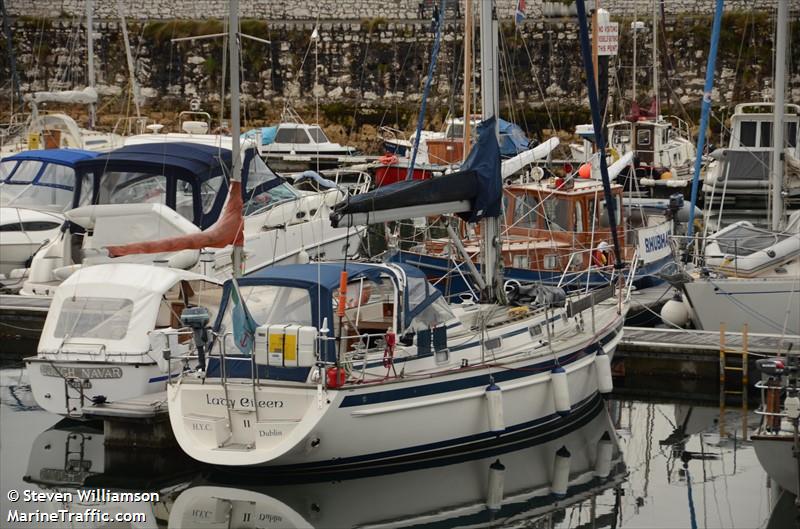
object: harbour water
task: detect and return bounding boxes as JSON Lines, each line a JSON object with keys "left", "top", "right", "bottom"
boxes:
{"left": 0, "top": 361, "right": 791, "bottom": 529}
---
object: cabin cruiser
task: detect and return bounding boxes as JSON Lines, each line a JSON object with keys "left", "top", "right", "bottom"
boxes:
{"left": 25, "top": 263, "right": 223, "bottom": 417}
{"left": 0, "top": 149, "right": 98, "bottom": 282}
{"left": 167, "top": 400, "right": 624, "bottom": 527}
{"left": 702, "top": 102, "right": 800, "bottom": 229}
{"left": 0, "top": 88, "right": 122, "bottom": 157}
{"left": 19, "top": 141, "right": 367, "bottom": 297}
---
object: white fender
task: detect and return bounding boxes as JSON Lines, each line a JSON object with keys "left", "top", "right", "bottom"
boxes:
{"left": 595, "top": 431, "right": 614, "bottom": 479}
{"left": 594, "top": 348, "right": 613, "bottom": 396}
{"left": 551, "top": 445, "right": 571, "bottom": 497}
{"left": 485, "top": 383, "right": 505, "bottom": 433}
{"left": 551, "top": 367, "right": 570, "bottom": 416}
{"left": 486, "top": 459, "right": 506, "bottom": 511}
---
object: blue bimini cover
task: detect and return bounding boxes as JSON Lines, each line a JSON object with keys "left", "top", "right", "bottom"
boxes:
{"left": 5, "top": 148, "right": 98, "bottom": 166}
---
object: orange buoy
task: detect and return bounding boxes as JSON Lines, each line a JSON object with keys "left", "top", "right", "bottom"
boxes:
{"left": 578, "top": 163, "right": 592, "bottom": 178}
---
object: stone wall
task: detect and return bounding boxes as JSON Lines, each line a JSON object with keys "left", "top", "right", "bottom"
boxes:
{"left": 5, "top": 0, "right": 796, "bottom": 21}
{"left": 1, "top": 9, "right": 798, "bottom": 146}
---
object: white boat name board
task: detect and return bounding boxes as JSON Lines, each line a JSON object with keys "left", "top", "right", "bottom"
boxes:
{"left": 637, "top": 222, "right": 673, "bottom": 264}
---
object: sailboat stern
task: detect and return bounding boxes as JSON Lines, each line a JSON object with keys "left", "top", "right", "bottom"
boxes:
{"left": 168, "top": 377, "right": 329, "bottom": 466}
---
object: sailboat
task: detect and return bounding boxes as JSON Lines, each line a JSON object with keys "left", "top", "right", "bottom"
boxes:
{"left": 164, "top": 0, "right": 628, "bottom": 470}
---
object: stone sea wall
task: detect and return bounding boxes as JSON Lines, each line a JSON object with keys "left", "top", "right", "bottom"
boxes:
{"left": 1, "top": 4, "right": 798, "bottom": 148}
{"left": 5, "top": 0, "right": 796, "bottom": 20}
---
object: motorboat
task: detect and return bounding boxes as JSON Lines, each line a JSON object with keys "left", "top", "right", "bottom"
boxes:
{"left": 167, "top": 398, "right": 624, "bottom": 527}
{"left": 25, "top": 263, "right": 223, "bottom": 417}
{"left": 0, "top": 149, "right": 98, "bottom": 282}
{"left": 18, "top": 141, "right": 367, "bottom": 297}
{"left": 702, "top": 102, "right": 800, "bottom": 229}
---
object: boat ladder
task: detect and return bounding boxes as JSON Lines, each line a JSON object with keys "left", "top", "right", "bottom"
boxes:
{"left": 719, "top": 322, "right": 749, "bottom": 439}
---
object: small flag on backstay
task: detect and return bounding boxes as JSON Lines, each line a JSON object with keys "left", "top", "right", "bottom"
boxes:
{"left": 231, "top": 278, "right": 257, "bottom": 355}
{"left": 515, "top": 0, "right": 526, "bottom": 25}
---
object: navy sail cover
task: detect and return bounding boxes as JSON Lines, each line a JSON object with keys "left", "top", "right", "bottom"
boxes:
{"left": 330, "top": 117, "right": 502, "bottom": 225}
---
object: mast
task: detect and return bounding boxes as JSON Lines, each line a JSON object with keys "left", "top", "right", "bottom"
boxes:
{"left": 479, "top": 0, "right": 503, "bottom": 302}
{"left": 462, "top": 0, "right": 472, "bottom": 160}
{"left": 685, "top": 0, "right": 724, "bottom": 246}
{"left": 116, "top": 0, "right": 141, "bottom": 118}
{"left": 771, "top": 0, "right": 787, "bottom": 231}
{"left": 632, "top": 2, "right": 637, "bottom": 103}
{"left": 229, "top": 0, "right": 243, "bottom": 275}
{"left": 86, "top": 0, "right": 96, "bottom": 128}
{"left": 0, "top": 0, "right": 21, "bottom": 113}
{"left": 651, "top": 0, "right": 659, "bottom": 114}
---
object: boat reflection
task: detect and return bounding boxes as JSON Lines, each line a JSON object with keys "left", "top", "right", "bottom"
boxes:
{"left": 168, "top": 402, "right": 625, "bottom": 529}
{"left": 23, "top": 419, "right": 199, "bottom": 528}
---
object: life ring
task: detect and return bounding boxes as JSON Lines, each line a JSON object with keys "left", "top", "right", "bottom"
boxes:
{"left": 379, "top": 154, "right": 398, "bottom": 166}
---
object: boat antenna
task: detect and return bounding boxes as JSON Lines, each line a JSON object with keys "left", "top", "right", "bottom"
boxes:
{"left": 684, "top": 0, "right": 724, "bottom": 260}
{"left": 575, "top": 0, "right": 624, "bottom": 270}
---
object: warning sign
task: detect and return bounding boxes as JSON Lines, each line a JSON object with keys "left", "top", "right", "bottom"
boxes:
{"left": 597, "top": 22, "right": 619, "bottom": 56}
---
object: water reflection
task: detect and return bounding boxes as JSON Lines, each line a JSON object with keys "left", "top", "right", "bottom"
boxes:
{"left": 168, "top": 403, "right": 624, "bottom": 529}
{"left": 2, "top": 364, "right": 792, "bottom": 528}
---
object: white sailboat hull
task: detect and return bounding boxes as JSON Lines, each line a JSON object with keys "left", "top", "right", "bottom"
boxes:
{"left": 682, "top": 277, "right": 800, "bottom": 335}
{"left": 168, "top": 323, "right": 623, "bottom": 469}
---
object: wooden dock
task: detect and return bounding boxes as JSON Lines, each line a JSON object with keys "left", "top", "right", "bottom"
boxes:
{"left": 619, "top": 326, "right": 798, "bottom": 358}
{"left": 82, "top": 391, "right": 174, "bottom": 448}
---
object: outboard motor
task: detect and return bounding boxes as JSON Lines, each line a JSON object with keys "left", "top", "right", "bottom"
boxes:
{"left": 181, "top": 306, "right": 211, "bottom": 370}
{"left": 668, "top": 192, "right": 684, "bottom": 234}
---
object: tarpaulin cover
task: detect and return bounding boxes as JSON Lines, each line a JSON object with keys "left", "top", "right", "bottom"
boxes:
{"left": 330, "top": 116, "right": 502, "bottom": 225}
{"left": 498, "top": 118, "right": 531, "bottom": 157}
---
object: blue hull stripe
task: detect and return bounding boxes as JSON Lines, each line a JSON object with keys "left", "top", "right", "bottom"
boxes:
{"left": 340, "top": 325, "right": 620, "bottom": 408}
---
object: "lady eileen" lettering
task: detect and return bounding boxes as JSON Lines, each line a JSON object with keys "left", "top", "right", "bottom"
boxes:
{"left": 205, "top": 394, "right": 284, "bottom": 409}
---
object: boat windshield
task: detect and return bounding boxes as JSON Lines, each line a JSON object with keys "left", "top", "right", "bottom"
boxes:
{"left": 243, "top": 155, "right": 299, "bottom": 216}
{"left": 0, "top": 161, "right": 82, "bottom": 211}
{"left": 307, "top": 127, "right": 330, "bottom": 143}
{"left": 53, "top": 297, "right": 133, "bottom": 341}
{"left": 218, "top": 285, "right": 313, "bottom": 354}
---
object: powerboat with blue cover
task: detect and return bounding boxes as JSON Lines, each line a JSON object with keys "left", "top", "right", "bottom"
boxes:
{"left": 21, "top": 142, "right": 365, "bottom": 296}
{"left": 0, "top": 149, "right": 98, "bottom": 280}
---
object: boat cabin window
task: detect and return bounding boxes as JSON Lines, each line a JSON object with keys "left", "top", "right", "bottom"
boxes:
{"left": 611, "top": 125, "right": 631, "bottom": 146}
{"left": 53, "top": 297, "right": 133, "bottom": 341}
{"left": 636, "top": 129, "right": 651, "bottom": 147}
{"left": 739, "top": 121, "right": 757, "bottom": 147}
{"left": 574, "top": 201, "right": 584, "bottom": 232}
{"left": 0, "top": 162, "right": 86, "bottom": 211}
{"left": 275, "top": 128, "right": 310, "bottom": 144}
{"left": 96, "top": 172, "right": 169, "bottom": 209}
{"left": 0, "top": 160, "right": 16, "bottom": 181}
{"left": 512, "top": 193, "right": 539, "bottom": 228}
{"left": 542, "top": 196, "right": 569, "bottom": 231}
{"left": 333, "top": 277, "right": 396, "bottom": 338}
{"left": 243, "top": 155, "right": 299, "bottom": 215}
{"left": 599, "top": 196, "right": 623, "bottom": 228}
{"left": 200, "top": 175, "right": 224, "bottom": 214}
{"left": 4, "top": 160, "right": 42, "bottom": 183}
{"left": 788, "top": 122, "right": 798, "bottom": 148}
{"left": 760, "top": 122, "right": 772, "bottom": 147}
{"left": 307, "top": 127, "right": 329, "bottom": 143}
